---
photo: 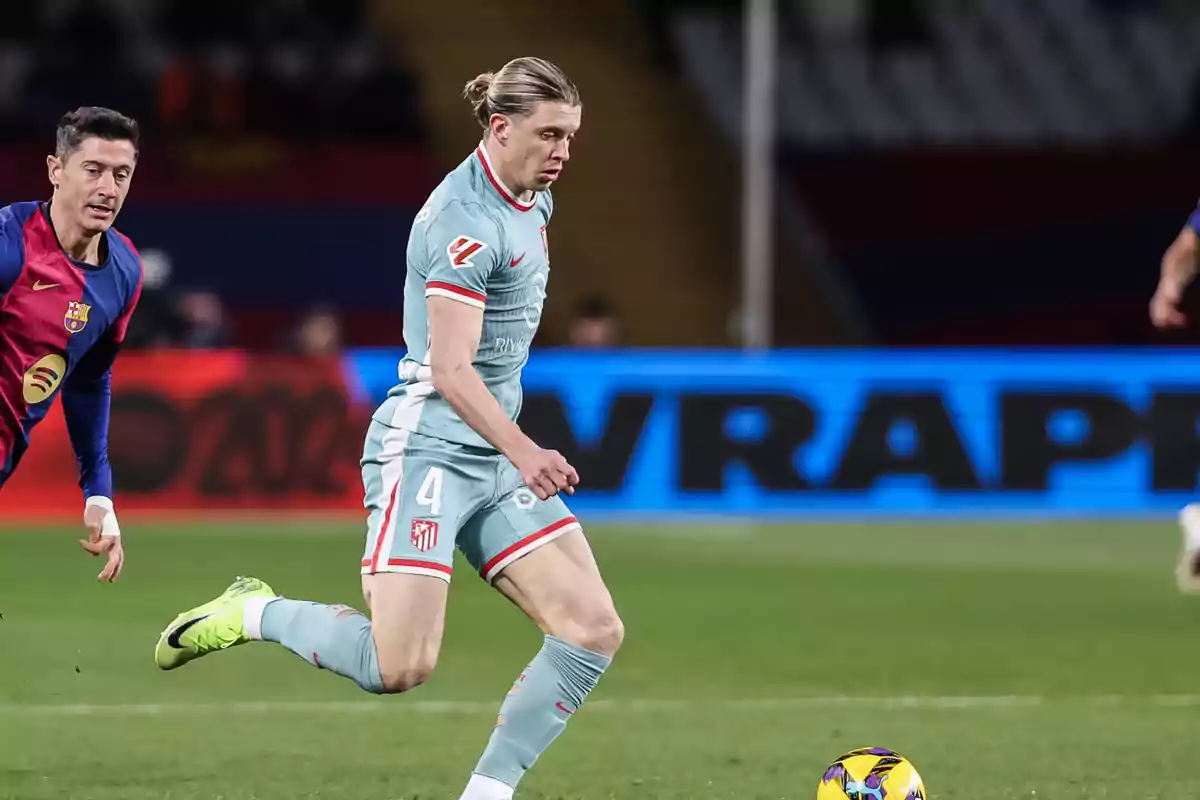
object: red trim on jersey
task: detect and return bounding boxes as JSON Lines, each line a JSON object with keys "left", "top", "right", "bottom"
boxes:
{"left": 482, "top": 516, "right": 579, "bottom": 577}
{"left": 426, "top": 280, "right": 486, "bottom": 305}
{"left": 475, "top": 146, "right": 536, "bottom": 212}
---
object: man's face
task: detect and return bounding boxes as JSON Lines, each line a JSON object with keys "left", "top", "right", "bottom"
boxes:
{"left": 498, "top": 101, "right": 581, "bottom": 192}
{"left": 47, "top": 136, "right": 137, "bottom": 234}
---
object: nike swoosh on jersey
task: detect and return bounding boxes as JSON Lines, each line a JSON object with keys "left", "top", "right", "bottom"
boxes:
{"left": 166, "top": 614, "right": 213, "bottom": 649}
{"left": 32, "top": 280, "right": 59, "bottom": 291}
{"left": 509, "top": 253, "right": 526, "bottom": 268}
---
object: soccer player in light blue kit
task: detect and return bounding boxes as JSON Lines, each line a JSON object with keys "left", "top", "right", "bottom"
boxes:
{"left": 153, "top": 57, "right": 624, "bottom": 799}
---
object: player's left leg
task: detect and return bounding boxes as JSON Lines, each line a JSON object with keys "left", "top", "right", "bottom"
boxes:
{"left": 455, "top": 486, "right": 623, "bottom": 800}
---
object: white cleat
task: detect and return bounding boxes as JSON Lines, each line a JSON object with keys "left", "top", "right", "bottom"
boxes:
{"left": 1176, "top": 504, "right": 1200, "bottom": 594}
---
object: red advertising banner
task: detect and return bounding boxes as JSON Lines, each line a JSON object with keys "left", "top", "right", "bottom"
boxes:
{"left": 0, "top": 352, "right": 375, "bottom": 521}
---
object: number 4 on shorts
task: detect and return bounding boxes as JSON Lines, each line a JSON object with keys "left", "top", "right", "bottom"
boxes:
{"left": 416, "top": 467, "right": 444, "bottom": 516}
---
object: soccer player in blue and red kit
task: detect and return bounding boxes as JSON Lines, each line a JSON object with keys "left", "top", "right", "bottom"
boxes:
{"left": 0, "top": 107, "right": 144, "bottom": 582}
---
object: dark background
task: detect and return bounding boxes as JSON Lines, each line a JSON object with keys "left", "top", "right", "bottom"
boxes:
{"left": 4, "top": 0, "right": 1200, "bottom": 351}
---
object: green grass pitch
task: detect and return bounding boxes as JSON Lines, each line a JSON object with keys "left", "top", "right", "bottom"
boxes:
{"left": 1, "top": 519, "right": 1198, "bottom": 799}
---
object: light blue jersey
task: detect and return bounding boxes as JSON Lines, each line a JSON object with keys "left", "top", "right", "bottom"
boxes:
{"left": 372, "top": 145, "right": 553, "bottom": 452}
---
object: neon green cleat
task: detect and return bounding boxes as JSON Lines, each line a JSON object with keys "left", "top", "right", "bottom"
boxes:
{"left": 155, "top": 576, "right": 276, "bottom": 671}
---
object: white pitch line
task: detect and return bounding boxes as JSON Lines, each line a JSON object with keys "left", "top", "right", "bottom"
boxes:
{"left": 1, "top": 694, "right": 1198, "bottom": 716}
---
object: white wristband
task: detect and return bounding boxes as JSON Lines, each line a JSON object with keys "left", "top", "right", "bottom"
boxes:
{"left": 85, "top": 496, "right": 121, "bottom": 537}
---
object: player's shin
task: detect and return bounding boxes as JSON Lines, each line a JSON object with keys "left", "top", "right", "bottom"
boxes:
{"left": 244, "top": 597, "right": 385, "bottom": 693}
{"left": 462, "top": 634, "right": 611, "bottom": 798}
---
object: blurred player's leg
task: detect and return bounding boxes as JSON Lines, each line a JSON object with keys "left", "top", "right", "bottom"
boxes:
{"left": 1177, "top": 504, "right": 1200, "bottom": 593}
{"left": 457, "top": 508, "right": 623, "bottom": 800}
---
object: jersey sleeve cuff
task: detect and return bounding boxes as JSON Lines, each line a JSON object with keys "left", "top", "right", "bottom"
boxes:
{"left": 426, "top": 280, "right": 486, "bottom": 309}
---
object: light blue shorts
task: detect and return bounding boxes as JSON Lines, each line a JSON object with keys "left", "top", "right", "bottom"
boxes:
{"left": 359, "top": 420, "right": 579, "bottom": 583}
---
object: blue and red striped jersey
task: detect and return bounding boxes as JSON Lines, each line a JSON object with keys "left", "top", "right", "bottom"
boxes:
{"left": 0, "top": 200, "right": 143, "bottom": 499}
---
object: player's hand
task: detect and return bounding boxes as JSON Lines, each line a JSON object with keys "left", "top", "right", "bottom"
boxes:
{"left": 79, "top": 499, "right": 124, "bottom": 583}
{"left": 1151, "top": 281, "right": 1189, "bottom": 329}
{"left": 511, "top": 444, "right": 579, "bottom": 500}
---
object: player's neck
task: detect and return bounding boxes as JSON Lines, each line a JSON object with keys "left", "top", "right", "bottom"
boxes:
{"left": 48, "top": 199, "right": 103, "bottom": 264}
{"left": 481, "top": 140, "right": 535, "bottom": 205}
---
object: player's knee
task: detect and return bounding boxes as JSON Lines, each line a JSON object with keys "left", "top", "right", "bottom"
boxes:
{"left": 590, "top": 611, "right": 626, "bottom": 656}
{"left": 375, "top": 639, "right": 440, "bottom": 694}
{"left": 376, "top": 652, "right": 439, "bottom": 690}
{"left": 562, "top": 608, "right": 624, "bottom": 657}
{"left": 378, "top": 666, "right": 433, "bottom": 694}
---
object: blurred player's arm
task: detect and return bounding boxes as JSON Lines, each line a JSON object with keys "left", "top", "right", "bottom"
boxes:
{"left": 1151, "top": 210, "right": 1200, "bottom": 329}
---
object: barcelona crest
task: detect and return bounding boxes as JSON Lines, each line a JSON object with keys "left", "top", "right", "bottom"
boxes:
{"left": 64, "top": 300, "right": 90, "bottom": 334}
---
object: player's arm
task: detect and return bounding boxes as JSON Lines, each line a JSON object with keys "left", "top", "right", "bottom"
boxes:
{"left": 427, "top": 297, "right": 531, "bottom": 455}
{"left": 1151, "top": 209, "right": 1200, "bottom": 329}
{"left": 427, "top": 298, "right": 576, "bottom": 500}
{"left": 62, "top": 334, "right": 118, "bottom": 503}
{"left": 61, "top": 275, "right": 141, "bottom": 582}
{"left": 61, "top": 333, "right": 124, "bottom": 581}
{"left": 422, "top": 205, "right": 577, "bottom": 499}
{"left": 0, "top": 206, "right": 25, "bottom": 296}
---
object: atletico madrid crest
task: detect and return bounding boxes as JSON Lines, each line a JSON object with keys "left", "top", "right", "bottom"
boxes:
{"left": 411, "top": 519, "right": 439, "bottom": 552}
{"left": 64, "top": 301, "right": 91, "bottom": 334}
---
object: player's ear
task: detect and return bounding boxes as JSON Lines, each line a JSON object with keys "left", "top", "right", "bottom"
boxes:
{"left": 46, "top": 155, "right": 62, "bottom": 190}
{"left": 489, "top": 114, "right": 509, "bottom": 144}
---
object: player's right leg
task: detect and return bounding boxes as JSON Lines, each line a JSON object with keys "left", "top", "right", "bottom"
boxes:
{"left": 153, "top": 572, "right": 446, "bottom": 694}
{"left": 1177, "top": 503, "right": 1200, "bottom": 593}
{"left": 153, "top": 424, "right": 483, "bottom": 694}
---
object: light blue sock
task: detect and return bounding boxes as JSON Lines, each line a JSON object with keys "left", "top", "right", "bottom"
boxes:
{"left": 472, "top": 635, "right": 612, "bottom": 789}
{"left": 259, "top": 599, "right": 385, "bottom": 694}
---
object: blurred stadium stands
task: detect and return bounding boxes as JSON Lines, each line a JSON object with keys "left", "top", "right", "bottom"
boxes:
{"left": 667, "top": 0, "right": 1200, "bottom": 148}
{"left": 0, "top": 1, "right": 750, "bottom": 350}
{"left": 1, "top": 0, "right": 436, "bottom": 349}
{"left": 4, "top": 0, "right": 1200, "bottom": 352}
{"left": 0, "top": 0, "right": 423, "bottom": 142}
{"left": 638, "top": 0, "right": 1200, "bottom": 346}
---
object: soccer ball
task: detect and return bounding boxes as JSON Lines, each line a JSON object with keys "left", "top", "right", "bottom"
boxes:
{"left": 816, "top": 746, "right": 925, "bottom": 800}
